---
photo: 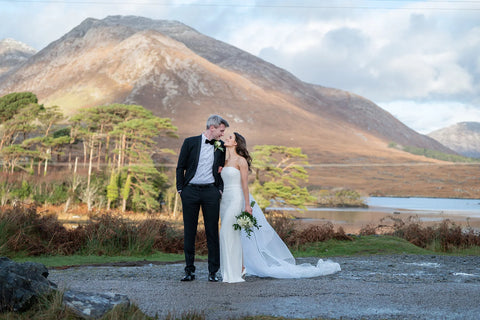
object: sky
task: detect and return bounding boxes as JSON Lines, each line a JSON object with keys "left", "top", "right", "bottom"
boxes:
{"left": 1, "top": 0, "right": 479, "bottom": 134}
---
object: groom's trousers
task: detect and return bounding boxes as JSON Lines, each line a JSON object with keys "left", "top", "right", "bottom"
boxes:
{"left": 180, "top": 183, "right": 221, "bottom": 274}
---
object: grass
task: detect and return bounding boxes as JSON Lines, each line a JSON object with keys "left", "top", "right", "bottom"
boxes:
{"left": 13, "top": 236, "right": 479, "bottom": 269}
{"left": 0, "top": 204, "right": 198, "bottom": 258}
{"left": 3, "top": 204, "right": 480, "bottom": 269}
{"left": 0, "top": 289, "right": 203, "bottom": 320}
{"left": 12, "top": 252, "right": 193, "bottom": 268}
{"left": 293, "top": 235, "right": 435, "bottom": 257}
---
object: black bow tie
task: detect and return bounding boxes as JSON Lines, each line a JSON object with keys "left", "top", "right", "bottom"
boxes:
{"left": 205, "top": 139, "right": 216, "bottom": 145}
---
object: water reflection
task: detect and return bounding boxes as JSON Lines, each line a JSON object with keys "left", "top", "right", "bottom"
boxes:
{"left": 267, "top": 197, "right": 480, "bottom": 233}
{"left": 367, "top": 197, "right": 480, "bottom": 214}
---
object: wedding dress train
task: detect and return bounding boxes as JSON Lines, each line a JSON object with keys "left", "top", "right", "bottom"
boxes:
{"left": 220, "top": 166, "right": 340, "bottom": 282}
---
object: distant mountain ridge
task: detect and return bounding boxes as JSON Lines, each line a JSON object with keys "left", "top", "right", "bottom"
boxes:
{"left": 0, "top": 38, "right": 36, "bottom": 77}
{"left": 428, "top": 122, "right": 480, "bottom": 158}
{"left": 0, "top": 15, "right": 453, "bottom": 163}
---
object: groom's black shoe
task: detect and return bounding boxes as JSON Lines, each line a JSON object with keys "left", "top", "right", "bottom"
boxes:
{"left": 208, "top": 272, "right": 219, "bottom": 282}
{"left": 181, "top": 272, "right": 195, "bottom": 282}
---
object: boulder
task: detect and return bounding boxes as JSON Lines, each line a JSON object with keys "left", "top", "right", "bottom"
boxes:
{"left": 0, "top": 256, "right": 130, "bottom": 318}
{"left": 0, "top": 256, "right": 56, "bottom": 312}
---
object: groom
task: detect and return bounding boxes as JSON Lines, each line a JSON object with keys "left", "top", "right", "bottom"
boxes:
{"left": 176, "top": 115, "right": 229, "bottom": 282}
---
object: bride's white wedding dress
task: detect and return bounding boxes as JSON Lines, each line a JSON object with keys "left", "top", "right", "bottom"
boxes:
{"left": 219, "top": 166, "right": 245, "bottom": 283}
{"left": 220, "top": 166, "right": 340, "bottom": 283}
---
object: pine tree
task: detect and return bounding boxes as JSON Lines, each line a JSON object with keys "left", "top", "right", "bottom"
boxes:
{"left": 251, "top": 145, "right": 315, "bottom": 210}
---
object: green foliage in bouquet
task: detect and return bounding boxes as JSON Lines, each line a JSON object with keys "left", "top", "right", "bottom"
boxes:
{"left": 233, "top": 201, "right": 261, "bottom": 238}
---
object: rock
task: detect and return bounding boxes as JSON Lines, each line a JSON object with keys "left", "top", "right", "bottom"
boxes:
{"left": 0, "top": 257, "right": 130, "bottom": 318}
{"left": 62, "top": 290, "right": 130, "bottom": 319}
{"left": 0, "top": 256, "right": 56, "bottom": 312}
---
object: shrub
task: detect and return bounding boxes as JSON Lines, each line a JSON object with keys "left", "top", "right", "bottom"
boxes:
{"left": 0, "top": 203, "right": 205, "bottom": 257}
{"left": 33, "top": 182, "right": 70, "bottom": 205}
{"left": 265, "top": 211, "right": 352, "bottom": 249}
{"left": 0, "top": 203, "right": 85, "bottom": 256}
{"left": 367, "top": 216, "right": 480, "bottom": 252}
{"left": 11, "top": 180, "right": 32, "bottom": 201}
{"left": 402, "top": 145, "right": 479, "bottom": 163}
{"left": 315, "top": 188, "right": 367, "bottom": 207}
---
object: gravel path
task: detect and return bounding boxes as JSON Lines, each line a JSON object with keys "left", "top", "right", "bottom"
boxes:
{"left": 49, "top": 255, "right": 480, "bottom": 320}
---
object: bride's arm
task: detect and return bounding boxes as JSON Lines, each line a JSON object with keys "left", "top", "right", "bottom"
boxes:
{"left": 239, "top": 158, "right": 252, "bottom": 214}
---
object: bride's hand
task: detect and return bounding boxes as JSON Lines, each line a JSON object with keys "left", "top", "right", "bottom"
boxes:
{"left": 245, "top": 205, "right": 252, "bottom": 215}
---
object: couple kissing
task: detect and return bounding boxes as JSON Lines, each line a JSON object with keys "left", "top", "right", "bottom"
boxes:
{"left": 176, "top": 115, "right": 341, "bottom": 283}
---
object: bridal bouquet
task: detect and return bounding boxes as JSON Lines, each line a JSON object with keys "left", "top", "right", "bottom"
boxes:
{"left": 233, "top": 201, "right": 260, "bottom": 238}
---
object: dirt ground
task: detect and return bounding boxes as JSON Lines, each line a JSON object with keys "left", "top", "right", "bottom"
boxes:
{"left": 49, "top": 255, "right": 480, "bottom": 320}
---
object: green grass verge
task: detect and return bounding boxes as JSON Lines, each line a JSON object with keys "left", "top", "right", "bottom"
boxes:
{"left": 9, "top": 235, "right": 480, "bottom": 268}
{"left": 293, "top": 235, "right": 480, "bottom": 257}
{"left": 12, "top": 252, "right": 203, "bottom": 268}
{"left": 460, "top": 246, "right": 480, "bottom": 255}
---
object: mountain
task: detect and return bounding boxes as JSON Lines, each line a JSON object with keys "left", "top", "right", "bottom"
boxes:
{"left": 2, "top": 16, "right": 478, "bottom": 199}
{"left": 0, "top": 16, "right": 452, "bottom": 162}
{"left": 0, "top": 38, "right": 36, "bottom": 77}
{"left": 428, "top": 122, "right": 480, "bottom": 158}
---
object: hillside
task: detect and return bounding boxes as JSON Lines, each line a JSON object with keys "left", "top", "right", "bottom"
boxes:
{"left": 428, "top": 122, "right": 480, "bottom": 158}
{"left": 1, "top": 15, "right": 477, "bottom": 198}
{"left": 0, "top": 16, "right": 450, "bottom": 153}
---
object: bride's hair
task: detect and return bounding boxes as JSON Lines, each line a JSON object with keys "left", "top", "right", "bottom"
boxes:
{"left": 234, "top": 132, "right": 252, "bottom": 172}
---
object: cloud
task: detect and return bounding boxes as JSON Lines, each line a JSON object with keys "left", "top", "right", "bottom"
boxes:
{"left": 380, "top": 100, "right": 480, "bottom": 134}
{"left": 230, "top": 6, "right": 478, "bottom": 98}
{"left": 0, "top": 1, "right": 173, "bottom": 49}
{"left": 217, "top": 2, "right": 480, "bottom": 132}
{"left": 1, "top": 0, "right": 480, "bottom": 133}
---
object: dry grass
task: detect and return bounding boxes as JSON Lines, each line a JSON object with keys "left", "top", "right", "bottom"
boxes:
{"left": 266, "top": 211, "right": 352, "bottom": 250}
{"left": 0, "top": 203, "right": 85, "bottom": 256}
{"left": 359, "top": 215, "right": 480, "bottom": 252}
{"left": 0, "top": 289, "right": 205, "bottom": 320}
{"left": 2, "top": 203, "right": 479, "bottom": 257}
{"left": 308, "top": 163, "right": 480, "bottom": 199}
{"left": 0, "top": 204, "right": 200, "bottom": 257}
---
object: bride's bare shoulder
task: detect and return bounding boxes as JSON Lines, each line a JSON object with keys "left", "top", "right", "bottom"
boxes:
{"left": 228, "top": 155, "right": 247, "bottom": 171}
{"left": 237, "top": 157, "right": 248, "bottom": 170}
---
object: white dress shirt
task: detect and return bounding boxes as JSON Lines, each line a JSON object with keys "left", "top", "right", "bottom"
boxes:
{"left": 189, "top": 134, "right": 215, "bottom": 184}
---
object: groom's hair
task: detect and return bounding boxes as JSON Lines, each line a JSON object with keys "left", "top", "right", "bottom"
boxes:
{"left": 206, "top": 115, "right": 229, "bottom": 129}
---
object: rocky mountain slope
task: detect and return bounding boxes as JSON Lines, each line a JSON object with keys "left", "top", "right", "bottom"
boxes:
{"left": 0, "top": 38, "right": 36, "bottom": 77}
{"left": 428, "top": 122, "right": 480, "bottom": 158}
{"left": 0, "top": 16, "right": 452, "bottom": 163}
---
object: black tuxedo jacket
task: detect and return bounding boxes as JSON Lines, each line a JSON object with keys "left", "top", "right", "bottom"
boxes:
{"left": 176, "top": 135, "right": 225, "bottom": 192}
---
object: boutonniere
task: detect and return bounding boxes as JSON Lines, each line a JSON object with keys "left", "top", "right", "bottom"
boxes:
{"left": 214, "top": 140, "right": 224, "bottom": 152}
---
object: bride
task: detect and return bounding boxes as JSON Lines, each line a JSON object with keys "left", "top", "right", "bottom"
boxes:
{"left": 219, "top": 132, "right": 341, "bottom": 283}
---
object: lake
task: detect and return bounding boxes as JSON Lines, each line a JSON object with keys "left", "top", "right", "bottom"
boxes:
{"left": 268, "top": 197, "right": 480, "bottom": 233}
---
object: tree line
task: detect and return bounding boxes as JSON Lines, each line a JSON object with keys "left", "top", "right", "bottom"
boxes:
{"left": 0, "top": 92, "right": 315, "bottom": 213}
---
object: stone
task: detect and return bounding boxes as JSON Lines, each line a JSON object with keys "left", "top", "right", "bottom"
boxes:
{"left": 0, "top": 256, "right": 56, "bottom": 312}
{"left": 62, "top": 290, "right": 130, "bottom": 319}
{"left": 1, "top": 257, "right": 130, "bottom": 318}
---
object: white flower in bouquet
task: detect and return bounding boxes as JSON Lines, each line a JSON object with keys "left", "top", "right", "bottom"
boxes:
{"left": 233, "top": 201, "right": 261, "bottom": 238}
